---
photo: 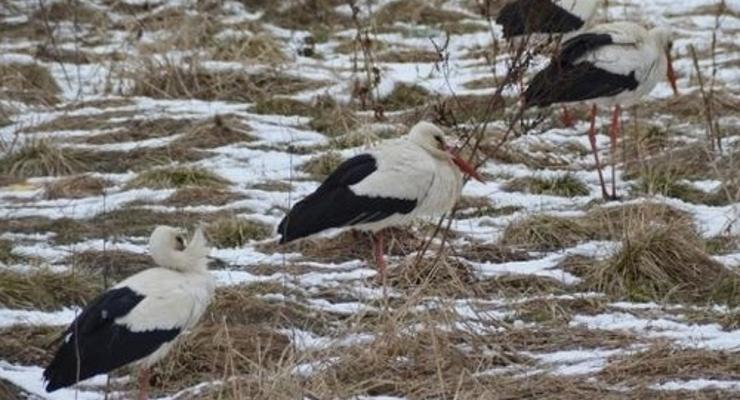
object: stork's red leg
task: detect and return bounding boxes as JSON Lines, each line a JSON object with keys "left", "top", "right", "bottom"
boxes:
{"left": 609, "top": 105, "right": 622, "bottom": 200}
{"left": 587, "top": 105, "right": 609, "bottom": 200}
{"left": 372, "top": 232, "right": 386, "bottom": 284}
{"left": 137, "top": 367, "right": 150, "bottom": 400}
{"left": 561, "top": 106, "right": 575, "bottom": 128}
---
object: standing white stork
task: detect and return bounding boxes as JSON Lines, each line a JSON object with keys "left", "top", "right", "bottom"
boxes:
{"left": 278, "top": 121, "right": 483, "bottom": 280}
{"left": 497, "top": 0, "right": 602, "bottom": 127}
{"left": 43, "top": 225, "right": 214, "bottom": 400}
{"left": 523, "top": 22, "right": 679, "bottom": 200}
{"left": 496, "top": 0, "right": 600, "bottom": 39}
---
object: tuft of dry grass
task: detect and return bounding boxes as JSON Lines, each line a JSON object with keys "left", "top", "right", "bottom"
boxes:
{"left": 173, "top": 114, "right": 254, "bottom": 149}
{"left": 164, "top": 187, "right": 245, "bottom": 207}
{"left": 0, "top": 269, "right": 102, "bottom": 311}
{"left": 504, "top": 174, "right": 590, "bottom": 197}
{"left": 43, "top": 174, "right": 111, "bottom": 200}
{"left": 66, "top": 250, "right": 155, "bottom": 282}
{"left": 601, "top": 344, "right": 740, "bottom": 385}
{"left": 309, "top": 106, "right": 359, "bottom": 137}
{"left": 375, "top": 0, "right": 468, "bottom": 26}
{"left": 82, "top": 118, "right": 191, "bottom": 145}
{"left": 129, "top": 60, "right": 326, "bottom": 102}
{"left": 0, "top": 139, "right": 83, "bottom": 178}
{"left": 31, "top": 0, "right": 108, "bottom": 26}
{"left": 126, "top": 166, "right": 229, "bottom": 189}
{"left": 499, "top": 214, "right": 598, "bottom": 251}
{"left": 252, "top": 97, "right": 314, "bottom": 116}
{"left": 206, "top": 216, "right": 271, "bottom": 248}
{"left": 0, "top": 63, "right": 60, "bottom": 105}
{"left": 0, "top": 325, "right": 60, "bottom": 366}
{"left": 375, "top": 49, "right": 440, "bottom": 63}
{"left": 479, "top": 275, "right": 567, "bottom": 298}
{"left": 388, "top": 256, "right": 478, "bottom": 297}
{"left": 301, "top": 151, "right": 344, "bottom": 180}
{"left": 461, "top": 242, "right": 531, "bottom": 264}
{"left": 212, "top": 33, "right": 287, "bottom": 63}
{"left": 586, "top": 222, "right": 740, "bottom": 305}
{"left": 585, "top": 202, "right": 693, "bottom": 240}
{"left": 380, "top": 83, "right": 429, "bottom": 111}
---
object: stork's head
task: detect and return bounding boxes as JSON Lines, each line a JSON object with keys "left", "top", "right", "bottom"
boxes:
{"left": 407, "top": 121, "right": 483, "bottom": 182}
{"left": 149, "top": 225, "right": 210, "bottom": 272}
{"left": 650, "top": 26, "right": 679, "bottom": 96}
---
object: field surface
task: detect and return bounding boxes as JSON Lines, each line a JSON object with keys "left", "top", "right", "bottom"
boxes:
{"left": 0, "top": 0, "right": 739, "bottom": 399}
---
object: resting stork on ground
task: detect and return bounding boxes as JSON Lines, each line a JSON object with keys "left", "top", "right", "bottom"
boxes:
{"left": 496, "top": 0, "right": 602, "bottom": 127}
{"left": 43, "top": 225, "right": 214, "bottom": 400}
{"left": 278, "top": 121, "right": 483, "bottom": 281}
{"left": 523, "top": 21, "right": 679, "bottom": 200}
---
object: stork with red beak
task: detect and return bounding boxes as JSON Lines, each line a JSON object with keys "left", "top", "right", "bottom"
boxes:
{"left": 524, "top": 22, "right": 679, "bottom": 200}
{"left": 278, "top": 121, "right": 483, "bottom": 281}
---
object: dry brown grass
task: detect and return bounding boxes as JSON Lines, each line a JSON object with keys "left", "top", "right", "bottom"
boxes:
{"left": 504, "top": 174, "right": 590, "bottom": 197}
{"left": 261, "top": 229, "right": 422, "bottom": 264}
{"left": 511, "top": 296, "right": 607, "bottom": 325}
{"left": 82, "top": 117, "right": 190, "bottom": 145}
{"left": 586, "top": 222, "right": 740, "bottom": 305}
{"left": 32, "top": 0, "right": 108, "bottom": 26}
{"left": 388, "top": 256, "right": 479, "bottom": 297}
{"left": 601, "top": 344, "right": 740, "bottom": 385}
{"left": 0, "top": 63, "right": 59, "bottom": 105}
{"left": 126, "top": 165, "right": 230, "bottom": 189}
{"left": 380, "top": 82, "right": 430, "bottom": 111}
{"left": 129, "top": 59, "right": 326, "bottom": 102}
{"left": 207, "top": 216, "right": 271, "bottom": 248}
{"left": 173, "top": 114, "right": 254, "bottom": 149}
{"left": 375, "top": 0, "right": 468, "bottom": 26}
{"left": 76, "top": 145, "right": 206, "bottom": 174}
{"left": 301, "top": 151, "right": 344, "bottom": 180}
{"left": 0, "top": 324, "right": 60, "bottom": 366}
{"left": 376, "top": 49, "right": 441, "bottom": 63}
{"left": 308, "top": 106, "right": 359, "bottom": 137}
{"left": 460, "top": 242, "right": 531, "bottom": 264}
{"left": 0, "top": 268, "right": 102, "bottom": 311}
{"left": 164, "top": 187, "right": 245, "bottom": 207}
{"left": 499, "top": 214, "right": 599, "bottom": 251}
{"left": 43, "top": 174, "right": 111, "bottom": 200}
{"left": 66, "top": 249, "right": 155, "bottom": 282}
{"left": 0, "top": 139, "right": 83, "bottom": 178}
{"left": 479, "top": 275, "right": 568, "bottom": 298}
{"left": 212, "top": 33, "right": 287, "bottom": 63}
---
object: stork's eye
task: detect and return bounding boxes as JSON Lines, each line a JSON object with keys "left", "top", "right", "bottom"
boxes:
{"left": 174, "top": 235, "right": 186, "bottom": 251}
{"left": 433, "top": 135, "right": 445, "bottom": 149}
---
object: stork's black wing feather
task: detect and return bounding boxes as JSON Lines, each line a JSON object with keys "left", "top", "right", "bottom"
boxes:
{"left": 278, "top": 154, "right": 416, "bottom": 243}
{"left": 43, "top": 287, "right": 180, "bottom": 392}
{"left": 558, "top": 33, "right": 615, "bottom": 64}
{"left": 524, "top": 62, "right": 638, "bottom": 107}
{"left": 496, "top": 0, "right": 586, "bottom": 38}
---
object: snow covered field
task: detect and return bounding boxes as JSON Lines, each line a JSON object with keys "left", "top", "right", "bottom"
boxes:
{"left": 0, "top": 0, "right": 738, "bottom": 398}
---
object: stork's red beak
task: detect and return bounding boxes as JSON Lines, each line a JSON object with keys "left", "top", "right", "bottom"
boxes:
{"left": 666, "top": 49, "right": 679, "bottom": 97}
{"left": 447, "top": 147, "right": 484, "bottom": 182}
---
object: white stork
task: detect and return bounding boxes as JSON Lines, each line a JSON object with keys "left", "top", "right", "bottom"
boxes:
{"left": 496, "top": 0, "right": 600, "bottom": 39}
{"left": 43, "top": 225, "right": 214, "bottom": 400}
{"left": 523, "top": 21, "right": 679, "bottom": 200}
{"left": 497, "top": 0, "right": 602, "bottom": 127}
{"left": 278, "top": 121, "right": 483, "bottom": 280}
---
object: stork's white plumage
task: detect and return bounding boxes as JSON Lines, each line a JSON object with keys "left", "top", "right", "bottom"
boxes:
{"left": 278, "top": 121, "right": 482, "bottom": 280}
{"left": 43, "top": 225, "right": 214, "bottom": 400}
{"left": 496, "top": 0, "right": 600, "bottom": 39}
{"left": 524, "top": 21, "right": 679, "bottom": 199}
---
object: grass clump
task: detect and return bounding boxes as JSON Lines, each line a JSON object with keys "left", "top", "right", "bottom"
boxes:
{"left": 380, "top": 83, "right": 429, "bottom": 111}
{"left": 375, "top": 0, "right": 467, "bottom": 26}
{"left": 127, "top": 166, "right": 229, "bottom": 189}
{"left": 301, "top": 151, "right": 344, "bottom": 180}
{"left": 499, "top": 214, "right": 598, "bottom": 251}
{"left": 601, "top": 345, "right": 740, "bottom": 385}
{"left": 44, "top": 174, "right": 110, "bottom": 200}
{"left": 504, "top": 174, "right": 589, "bottom": 197}
{"left": 129, "top": 60, "right": 326, "bottom": 102}
{"left": 67, "top": 250, "right": 155, "bottom": 282}
{"left": 252, "top": 97, "right": 314, "bottom": 116}
{"left": 308, "top": 106, "right": 359, "bottom": 137}
{"left": 212, "top": 33, "right": 287, "bottom": 63}
{"left": 164, "top": 187, "right": 244, "bottom": 207}
{"left": 0, "top": 139, "right": 83, "bottom": 178}
{"left": 0, "top": 325, "right": 60, "bottom": 366}
{"left": 207, "top": 216, "right": 271, "bottom": 248}
{"left": 173, "top": 115, "right": 254, "bottom": 149}
{"left": 388, "top": 257, "right": 478, "bottom": 297}
{"left": 586, "top": 223, "right": 740, "bottom": 305}
{"left": 0, "top": 63, "right": 60, "bottom": 105}
{"left": 0, "top": 269, "right": 102, "bottom": 311}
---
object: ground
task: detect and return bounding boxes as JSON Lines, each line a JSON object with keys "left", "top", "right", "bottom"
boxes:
{"left": 0, "top": 0, "right": 739, "bottom": 399}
